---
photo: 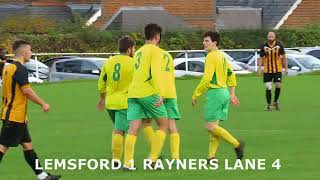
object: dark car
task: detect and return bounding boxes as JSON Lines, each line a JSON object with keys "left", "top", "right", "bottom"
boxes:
{"left": 43, "top": 56, "right": 79, "bottom": 67}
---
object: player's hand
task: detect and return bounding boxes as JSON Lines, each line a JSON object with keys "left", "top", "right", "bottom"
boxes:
{"left": 257, "top": 69, "right": 262, "bottom": 76}
{"left": 97, "top": 99, "right": 105, "bottom": 111}
{"left": 192, "top": 99, "right": 197, "bottom": 106}
{"left": 155, "top": 96, "right": 163, "bottom": 107}
{"left": 42, "top": 103, "right": 50, "bottom": 112}
{"left": 230, "top": 94, "right": 240, "bottom": 106}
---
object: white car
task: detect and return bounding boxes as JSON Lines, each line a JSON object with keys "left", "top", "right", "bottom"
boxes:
{"left": 174, "top": 53, "right": 252, "bottom": 78}
{"left": 247, "top": 53, "right": 320, "bottom": 76}
{"left": 297, "top": 47, "right": 320, "bottom": 59}
{"left": 24, "top": 59, "right": 50, "bottom": 79}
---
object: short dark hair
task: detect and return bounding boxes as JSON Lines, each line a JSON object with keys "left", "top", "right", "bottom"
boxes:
{"left": 203, "top": 31, "right": 220, "bottom": 46}
{"left": 144, "top": 23, "right": 162, "bottom": 40}
{"left": 12, "top": 40, "right": 30, "bottom": 52}
{"left": 119, "top": 36, "right": 136, "bottom": 54}
{"left": 0, "top": 48, "right": 6, "bottom": 60}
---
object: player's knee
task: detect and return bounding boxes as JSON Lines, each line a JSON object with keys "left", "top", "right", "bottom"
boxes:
{"left": 275, "top": 83, "right": 281, "bottom": 88}
{"left": 169, "top": 125, "right": 178, "bottom": 133}
{"left": 265, "top": 82, "right": 272, "bottom": 90}
{"left": 0, "top": 144, "right": 8, "bottom": 153}
{"left": 21, "top": 143, "right": 33, "bottom": 151}
{"left": 143, "top": 120, "right": 152, "bottom": 128}
{"left": 113, "top": 130, "right": 124, "bottom": 136}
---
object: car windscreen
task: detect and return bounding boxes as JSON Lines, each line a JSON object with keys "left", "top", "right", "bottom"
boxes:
{"left": 94, "top": 60, "right": 106, "bottom": 69}
{"left": 295, "top": 56, "right": 320, "bottom": 69}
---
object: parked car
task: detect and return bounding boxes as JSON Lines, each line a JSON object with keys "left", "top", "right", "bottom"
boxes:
{"left": 48, "top": 57, "right": 106, "bottom": 82}
{"left": 175, "top": 51, "right": 207, "bottom": 59}
{"left": 24, "top": 59, "right": 50, "bottom": 79}
{"left": 247, "top": 53, "right": 320, "bottom": 75}
{"left": 298, "top": 47, "right": 320, "bottom": 59}
{"left": 174, "top": 57, "right": 251, "bottom": 78}
{"left": 43, "top": 56, "right": 79, "bottom": 67}
{"left": 224, "top": 50, "right": 256, "bottom": 64}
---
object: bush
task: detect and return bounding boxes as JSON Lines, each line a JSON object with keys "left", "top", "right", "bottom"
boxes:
{"left": 0, "top": 19, "right": 319, "bottom": 54}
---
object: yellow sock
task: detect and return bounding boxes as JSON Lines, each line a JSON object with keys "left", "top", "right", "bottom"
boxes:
{"left": 149, "top": 130, "right": 166, "bottom": 162}
{"left": 208, "top": 134, "right": 219, "bottom": 159}
{"left": 143, "top": 126, "right": 155, "bottom": 146}
{"left": 111, "top": 133, "right": 124, "bottom": 160}
{"left": 123, "top": 134, "right": 137, "bottom": 167}
{"left": 170, "top": 133, "right": 180, "bottom": 159}
{"left": 212, "top": 126, "right": 240, "bottom": 148}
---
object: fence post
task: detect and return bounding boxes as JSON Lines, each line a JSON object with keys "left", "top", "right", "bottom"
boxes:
{"left": 254, "top": 51, "right": 258, "bottom": 72}
{"left": 34, "top": 54, "right": 39, "bottom": 80}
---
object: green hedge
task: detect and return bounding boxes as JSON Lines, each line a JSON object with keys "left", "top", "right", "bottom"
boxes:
{"left": 0, "top": 16, "right": 319, "bottom": 55}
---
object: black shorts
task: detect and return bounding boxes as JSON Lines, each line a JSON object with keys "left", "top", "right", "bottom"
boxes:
{"left": 263, "top": 73, "right": 282, "bottom": 83}
{"left": 0, "top": 120, "right": 31, "bottom": 147}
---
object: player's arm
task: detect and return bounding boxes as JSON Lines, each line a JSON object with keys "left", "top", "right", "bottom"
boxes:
{"left": 280, "top": 45, "right": 288, "bottom": 76}
{"left": 97, "top": 64, "right": 107, "bottom": 111}
{"left": 257, "top": 47, "right": 265, "bottom": 76}
{"left": 14, "top": 66, "right": 49, "bottom": 112}
{"left": 192, "top": 55, "right": 215, "bottom": 105}
{"left": 22, "top": 87, "right": 50, "bottom": 112}
{"left": 151, "top": 49, "right": 164, "bottom": 107}
{"left": 226, "top": 63, "right": 239, "bottom": 106}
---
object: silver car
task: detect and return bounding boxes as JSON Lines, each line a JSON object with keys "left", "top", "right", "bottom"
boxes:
{"left": 24, "top": 59, "right": 50, "bottom": 79}
{"left": 247, "top": 53, "right": 320, "bottom": 75}
{"left": 48, "top": 57, "right": 106, "bottom": 82}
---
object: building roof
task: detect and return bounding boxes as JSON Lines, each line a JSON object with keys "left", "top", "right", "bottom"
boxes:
{"left": 102, "top": 7, "right": 193, "bottom": 31}
{"left": 216, "top": 0, "right": 297, "bottom": 28}
{"left": 0, "top": 4, "right": 73, "bottom": 22}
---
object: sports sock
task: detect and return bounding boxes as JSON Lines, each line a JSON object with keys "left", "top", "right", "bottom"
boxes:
{"left": 208, "top": 134, "right": 219, "bottom": 159}
{"left": 23, "top": 150, "right": 44, "bottom": 175}
{"left": 0, "top": 151, "right": 4, "bottom": 162}
{"left": 149, "top": 130, "right": 166, "bottom": 162}
{"left": 170, "top": 133, "right": 180, "bottom": 159}
{"left": 143, "top": 126, "right": 155, "bottom": 146}
{"left": 123, "top": 134, "right": 137, "bottom": 167}
{"left": 211, "top": 126, "right": 240, "bottom": 148}
{"left": 266, "top": 89, "right": 272, "bottom": 105}
{"left": 274, "top": 88, "right": 281, "bottom": 102}
{"left": 112, "top": 133, "right": 124, "bottom": 160}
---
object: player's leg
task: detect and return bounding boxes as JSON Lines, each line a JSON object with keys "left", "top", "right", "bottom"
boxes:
{"left": 273, "top": 73, "right": 282, "bottom": 110}
{"left": 21, "top": 124, "right": 61, "bottom": 180}
{"left": 169, "top": 119, "right": 180, "bottom": 160}
{"left": 123, "top": 120, "right": 142, "bottom": 168}
{"left": 205, "top": 89, "right": 244, "bottom": 159}
{"left": 140, "top": 95, "right": 167, "bottom": 163}
{"left": 112, "top": 110, "right": 127, "bottom": 161}
{"left": 123, "top": 98, "right": 145, "bottom": 169}
{"left": 264, "top": 73, "right": 273, "bottom": 111}
{"left": 0, "top": 120, "right": 10, "bottom": 162}
{"left": 142, "top": 119, "right": 154, "bottom": 146}
{"left": 0, "top": 144, "right": 8, "bottom": 162}
{"left": 149, "top": 117, "right": 168, "bottom": 162}
{"left": 205, "top": 121, "right": 219, "bottom": 160}
{"left": 166, "top": 98, "right": 181, "bottom": 160}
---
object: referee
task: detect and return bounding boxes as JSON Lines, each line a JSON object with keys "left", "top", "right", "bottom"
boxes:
{"left": 258, "top": 32, "right": 288, "bottom": 111}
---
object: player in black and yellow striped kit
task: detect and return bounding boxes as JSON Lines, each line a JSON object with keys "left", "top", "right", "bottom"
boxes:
{"left": 0, "top": 40, "right": 61, "bottom": 180}
{"left": 258, "top": 32, "right": 288, "bottom": 111}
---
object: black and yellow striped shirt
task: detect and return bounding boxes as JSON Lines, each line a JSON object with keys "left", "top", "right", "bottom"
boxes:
{"left": 1, "top": 60, "right": 30, "bottom": 123}
{"left": 259, "top": 41, "right": 286, "bottom": 73}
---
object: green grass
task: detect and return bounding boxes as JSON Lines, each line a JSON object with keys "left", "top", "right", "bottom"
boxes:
{"left": 1, "top": 75, "right": 320, "bottom": 180}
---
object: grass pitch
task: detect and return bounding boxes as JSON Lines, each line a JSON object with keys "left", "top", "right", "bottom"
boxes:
{"left": 0, "top": 75, "right": 319, "bottom": 180}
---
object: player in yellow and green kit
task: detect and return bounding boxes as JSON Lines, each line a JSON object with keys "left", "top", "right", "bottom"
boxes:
{"left": 143, "top": 49, "right": 181, "bottom": 160}
{"left": 123, "top": 24, "right": 168, "bottom": 170}
{"left": 192, "top": 31, "right": 245, "bottom": 161}
{"left": 97, "top": 36, "right": 135, "bottom": 163}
